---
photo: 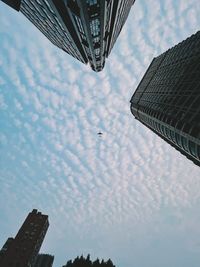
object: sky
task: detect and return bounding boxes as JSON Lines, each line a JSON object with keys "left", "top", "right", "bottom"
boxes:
{"left": 0, "top": 0, "right": 200, "bottom": 267}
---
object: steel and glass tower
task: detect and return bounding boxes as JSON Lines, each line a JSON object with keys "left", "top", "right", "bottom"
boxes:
{"left": 1, "top": 0, "right": 135, "bottom": 71}
{"left": 0, "top": 209, "right": 49, "bottom": 267}
{"left": 130, "top": 31, "right": 200, "bottom": 166}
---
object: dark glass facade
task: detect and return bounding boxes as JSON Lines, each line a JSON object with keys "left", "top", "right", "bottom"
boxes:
{"left": 1, "top": 0, "right": 135, "bottom": 72}
{"left": 0, "top": 209, "right": 49, "bottom": 267}
{"left": 34, "top": 254, "right": 54, "bottom": 267}
{"left": 130, "top": 31, "right": 200, "bottom": 167}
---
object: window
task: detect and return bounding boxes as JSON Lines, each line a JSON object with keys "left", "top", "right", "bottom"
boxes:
{"left": 175, "top": 133, "right": 182, "bottom": 147}
{"left": 189, "top": 141, "right": 197, "bottom": 156}
{"left": 87, "top": 0, "right": 98, "bottom": 5}
{"left": 181, "top": 136, "right": 189, "bottom": 151}
{"left": 90, "top": 18, "right": 100, "bottom": 37}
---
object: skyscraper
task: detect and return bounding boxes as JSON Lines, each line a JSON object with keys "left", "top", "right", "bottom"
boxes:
{"left": 34, "top": 254, "right": 54, "bottom": 267}
{"left": 1, "top": 0, "right": 135, "bottom": 72}
{"left": 0, "top": 209, "right": 49, "bottom": 267}
{"left": 130, "top": 31, "right": 200, "bottom": 167}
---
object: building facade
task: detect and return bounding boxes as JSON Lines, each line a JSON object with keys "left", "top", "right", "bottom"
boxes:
{"left": 34, "top": 254, "right": 54, "bottom": 267}
{"left": 130, "top": 31, "right": 200, "bottom": 166}
{"left": 0, "top": 209, "right": 49, "bottom": 267}
{"left": 1, "top": 0, "right": 135, "bottom": 72}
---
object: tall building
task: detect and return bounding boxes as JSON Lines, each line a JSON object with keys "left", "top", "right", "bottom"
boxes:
{"left": 0, "top": 237, "right": 14, "bottom": 261}
{"left": 130, "top": 31, "right": 200, "bottom": 166}
{"left": 1, "top": 0, "right": 135, "bottom": 72}
{"left": 0, "top": 209, "right": 49, "bottom": 267}
{"left": 34, "top": 254, "right": 54, "bottom": 267}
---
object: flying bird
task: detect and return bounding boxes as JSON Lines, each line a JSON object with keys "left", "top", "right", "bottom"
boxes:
{"left": 98, "top": 132, "right": 103, "bottom": 136}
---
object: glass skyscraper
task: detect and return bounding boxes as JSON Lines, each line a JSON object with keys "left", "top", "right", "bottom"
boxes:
{"left": 130, "top": 31, "right": 200, "bottom": 167}
{"left": 1, "top": 0, "right": 135, "bottom": 71}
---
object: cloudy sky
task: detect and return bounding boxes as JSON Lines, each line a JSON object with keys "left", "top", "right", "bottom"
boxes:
{"left": 0, "top": 0, "right": 200, "bottom": 266}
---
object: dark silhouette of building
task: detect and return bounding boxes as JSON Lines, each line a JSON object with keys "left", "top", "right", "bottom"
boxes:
{"left": 34, "top": 254, "right": 54, "bottom": 267}
{"left": 0, "top": 209, "right": 49, "bottom": 267}
{"left": 0, "top": 237, "right": 14, "bottom": 261}
{"left": 1, "top": 0, "right": 135, "bottom": 72}
{"left": 1, "top": 0, "right": 20, "bottom": 10}
{"left": 130, "top": 31, "right": 200, "bottom": 166}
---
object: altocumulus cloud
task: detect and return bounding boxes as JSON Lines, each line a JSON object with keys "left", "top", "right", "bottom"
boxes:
{"left": 0, "top": 0, "right": 200, "bottom": 267}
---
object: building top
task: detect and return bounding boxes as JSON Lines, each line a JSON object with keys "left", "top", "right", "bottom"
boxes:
{"left": 1, "top": 0, "right": 136, "bottom": 72}
{"left": 0, "top": 209, "right": 49, "bottom": 267}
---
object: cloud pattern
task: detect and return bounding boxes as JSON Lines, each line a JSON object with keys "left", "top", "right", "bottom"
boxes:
{"left": 0, "top": 0, "right": 200, "bottom": 266}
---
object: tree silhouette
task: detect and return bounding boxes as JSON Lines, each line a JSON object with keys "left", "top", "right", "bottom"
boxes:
{"left": 62, "top": 254, "right": 116, "bottom": 267}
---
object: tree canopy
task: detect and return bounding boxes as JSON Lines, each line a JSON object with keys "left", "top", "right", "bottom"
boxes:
{"left": 63, "top": 254, "right": 116, "bottom": 267}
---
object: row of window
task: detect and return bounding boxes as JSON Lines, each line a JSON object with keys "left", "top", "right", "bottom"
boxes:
{"left": 139, "top": 112, "right": 200, "bottom": 160}
{"left": 21, "top": 0, "right": 83, "bottom": 61}
{"left": 70, "top": 1, "right": 103, "bottom": 67}
{"left": 90, "top": 18, "right": 100, "bottom": 37}
{"left": 86, "top": 0, "right": 98, "bottom": 6}
{"left": 109, "top": 0, "right": 134, "bottom": 52}
{"left": 161, "top": 40, "right": 200, "bottom": 66}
